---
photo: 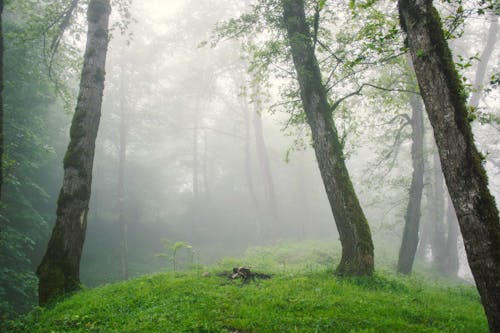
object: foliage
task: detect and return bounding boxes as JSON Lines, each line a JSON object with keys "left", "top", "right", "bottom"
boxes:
{"left": 155, "top": 239, "right": 195, "bottom": 272}
{"left": 0, "top": 1, "right": 74, "bottom": 320}
{"left": 6, "top": 245, "right": 488, "bottom": 332}
{"left": 211, "top": 0, "right": 408, "bottom": 158}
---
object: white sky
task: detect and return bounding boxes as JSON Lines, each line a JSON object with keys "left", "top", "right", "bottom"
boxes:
{"left": 139, "top": 0, "right": 185, "bottom": 20}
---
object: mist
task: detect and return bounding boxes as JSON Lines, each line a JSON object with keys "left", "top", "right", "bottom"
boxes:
{"left": 1, "top": 0, "right": 499, "bottom": 328}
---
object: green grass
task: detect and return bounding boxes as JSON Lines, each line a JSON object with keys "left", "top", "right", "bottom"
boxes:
{"left": 6, "top": 242, "right": 488, "bottom": 332}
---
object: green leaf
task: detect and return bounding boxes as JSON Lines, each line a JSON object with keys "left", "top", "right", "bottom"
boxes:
{"left": 319, "top": 0, "right": 327, "bottom": 10}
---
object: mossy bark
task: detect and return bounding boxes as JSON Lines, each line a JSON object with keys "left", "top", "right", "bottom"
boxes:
{"left": 36, "top": 0, "right": 111, "bottom": 305}
{"left": 397, "top": 93, "right": 424, "bottom": 275}
{"left": 399, "top": 0, "right": 500, "bottom": 330}
{"left": 0, "top": 0, "right": 4, "bottom": 199}
{"left": 282, "top": 0, "right": 374, "bottom": 276}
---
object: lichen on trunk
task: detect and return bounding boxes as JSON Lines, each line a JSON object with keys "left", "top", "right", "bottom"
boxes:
{"left": 398, "top": 0, "right": 500, "bottom": 330}
{"left": 282, "top": 0, "right": 374, "bottom": 276}
{"left": 36, "top": 0, "right": 112, "bottom": 305}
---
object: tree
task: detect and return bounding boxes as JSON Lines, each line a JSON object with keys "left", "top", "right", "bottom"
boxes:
{"left": 443, "top": 192, "right": 459, "bottom": 277}
{"left": 37, "top": 0, "right": 112, "bottom": 305}
{"left": 0, "top": 0, "right": 4, "bottom": 199}
{"left": 430, "top": 152, "right": 447, "bottom": 271}
{"left": 397, "top": 89, "right": 424, "bottom": 275}
{"left": 469, "top": 13, "right": 498, "bottom": 110}
{"left": 398, "top": 0, "right": 500, "bottom": 330}
{"left": 117, "top": 62, "right": 129, "bottom": 280}
{"left": 282, "top": 0, "right": 374, "bottom": 276}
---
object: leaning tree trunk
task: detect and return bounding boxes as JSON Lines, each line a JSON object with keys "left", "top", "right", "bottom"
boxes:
{"left": 282, "top": 0, "right": 374, "bottom": 276}
{"left": 37, "top": 0, "right": 111, "bottom": 305}
{"left": 0, "top": 0, "right": 4, "bottom": 200}
{"left": 469, "top": 14, "right": 498, "bottom": 109}
{"left": 397, "top": 93, "right": 424, "bottom": 275}
{"left": 398, "top": 0, "right": 500, "bottom": 330}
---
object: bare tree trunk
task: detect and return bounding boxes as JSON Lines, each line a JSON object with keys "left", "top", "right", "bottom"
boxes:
{"left": 297, "top": 150, "right": 309, "bottom": 240}
{"left": 469, "top": 14, "right": 498, "bottom": 109}
{"left": 36, "top": 0, "right": 111, "bottom": 305}
{"left": 443, "top": 192, "right": 459, "bottom": 277}
{"left": 399, "top": 0, "right": 500, "bottom": 329}
{"left": 253, "top": 110, "right": 278, "bottom": 219}
{"left": 193, "top": 108, "right": 200, "bottom": 203}
{"left": 118, "top": 72, "right": 128, "bottom": 280}
{"left": 282, "top": 0, "right": 374, "bottom": 276}
{"left": 202, "top": 129, "right": 210, "bottom": 201}
{"left": 190, "top": 102, "right": 201, "bottom": 234}
{"left": 431, "top": 153, "right": 446, "bottom": 270}
{"left": 397, "top": 93, "right": 425, "bottom": 274}
{"left": 242, "top": 101, "right": 262, "bottom": 242}
{"left": 0, "top": 0, "right": 4, "bottom": 200}
{"left": 253, "top": 107, "right": 280, "bottom": 240}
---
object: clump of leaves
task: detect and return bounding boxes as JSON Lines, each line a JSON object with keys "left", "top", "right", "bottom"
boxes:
{"left": 155, "top": 239, "right": 195, "bottom": 272}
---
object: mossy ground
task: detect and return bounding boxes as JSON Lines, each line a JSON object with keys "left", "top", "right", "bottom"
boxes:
{"left": 6, "top": 242, "right": 488, "bottom": 332}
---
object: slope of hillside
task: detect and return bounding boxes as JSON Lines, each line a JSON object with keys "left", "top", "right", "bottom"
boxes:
{"left": 7, "top": 269, "right": 487, "bottom": 332}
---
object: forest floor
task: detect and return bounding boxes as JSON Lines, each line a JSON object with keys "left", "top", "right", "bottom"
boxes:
{"left": 6, "top": 242, "right": 488, "bottom": 332}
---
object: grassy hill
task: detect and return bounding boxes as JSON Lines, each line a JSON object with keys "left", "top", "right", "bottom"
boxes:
{"left": 6, "top": 242, "right": 488, "bottom": 332}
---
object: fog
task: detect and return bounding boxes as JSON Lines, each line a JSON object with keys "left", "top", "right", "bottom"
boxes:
{"left": 2, "top": 1, "right": 500, "bottom": 325}
{"left": 51, "top": 0, "right": 494, "bottom": 287}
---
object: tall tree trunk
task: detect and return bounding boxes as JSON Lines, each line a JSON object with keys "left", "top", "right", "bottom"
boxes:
{"left": 243, "top": 100, "right": 263, "bottom": 242}
{"left": 253, "top": 110, "right": 278, "bottom": 219}
{"left": 282, "top": 0, "right": 374, "bottom": 276}
{"left": 431, "top": 152, "right": 446, "bottom": 270}
{"left": 0, "top": 0, "right": 4, "bottom": 200}
{"left": 297, "top": 150, "right": 309, "bottom": 240}
{"left": 397, "top": 93, "right": 425, "bottom": 274}
{"left": 202, "top": 129, "right": 211, "bottom": 201}
{"left": 118, "top": 72, "right": 128, "bottom": 280}
{"left": 253, "top": 108, "right": 279, "bottom": 240}
{"left": 192, "top": 108, "right": 200, "bottom": 203}
{"left": 443, "top": 192, "right": 459, "bottom": 277}
{"left": 190, "top": 103, "right": 201, "bottom": 234}
{"left": 469, "top": 14, "right": 498, "bottom": 109}
{"left": 36, "top": 0, "right": 111, "bottom": 305}
{"left": 398, "top": 1, "right": 500, "bottom": 330}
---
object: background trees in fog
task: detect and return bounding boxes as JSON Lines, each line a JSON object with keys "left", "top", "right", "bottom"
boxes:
{"left": 0, "top": 0, "right": 498, "bottom": 324}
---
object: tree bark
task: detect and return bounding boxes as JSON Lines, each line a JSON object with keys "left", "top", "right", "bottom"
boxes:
{"left": 37, "top": 0, "right": 111, "bottom": 305}
{"left": 398, "top": 0, "right": 500, "bottom": 330}
{"left": 431, "top": 152, "right": 446, "bottom": 270}
{"left": 282, "top": 0, "right": 374, "bottom": 276}
{"left": 397, "top": 93, "right": 425, "bottom": 275}
{"left": 0, "top": 0, "right": 4, "bottom": 200}
{"left": 443, "top": 192, "right": 459, "bottom": 277}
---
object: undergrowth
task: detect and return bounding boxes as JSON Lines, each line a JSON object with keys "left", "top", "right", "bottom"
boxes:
{"left": 4, "top": 241, "right": 488, "bottom": 332}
